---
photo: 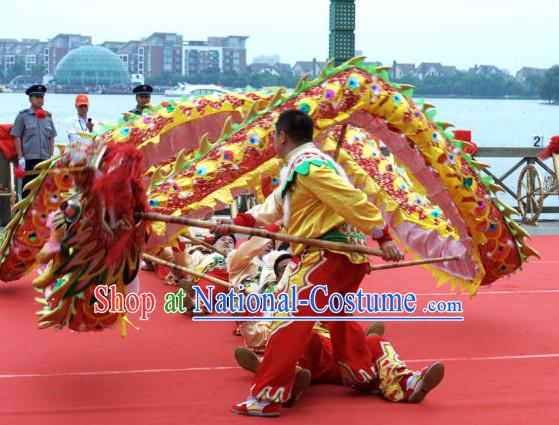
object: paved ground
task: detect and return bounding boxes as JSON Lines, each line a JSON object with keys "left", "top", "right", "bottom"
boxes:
{"left": 521, "top": 220, "right": 559, "bottom": 235}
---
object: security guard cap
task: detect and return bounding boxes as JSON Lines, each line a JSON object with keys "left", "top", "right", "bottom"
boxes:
{"left": 25, "top": 84, "right": 47, "bottom": 96}
{"left": 132, "top": 84, "right": 153, "bottom": 95}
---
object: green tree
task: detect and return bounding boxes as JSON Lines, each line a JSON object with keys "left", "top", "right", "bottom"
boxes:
{"left": 27, "top": 64, "right": 46, "bottom": 78}
{"left": 524, "top": 73, "right": 544, "bottom": 97}
{"left": 6, "top": 61, "right": 25, "bottom": 82}
{"left": 540, "top": 65, "right": 559, "bottom": 103}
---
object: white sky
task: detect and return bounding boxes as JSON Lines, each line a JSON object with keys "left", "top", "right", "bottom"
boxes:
{"left": 1, "top": 0, "right": 557, "bottom": 73}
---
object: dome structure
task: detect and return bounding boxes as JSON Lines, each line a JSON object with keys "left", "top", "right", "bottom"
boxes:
{"left": 54, "top": 46, "right": 130, "bottom": 86}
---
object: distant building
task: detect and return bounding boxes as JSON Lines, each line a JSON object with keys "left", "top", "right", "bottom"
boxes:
{"left": 292, "top": 59, "right": 326, "bottom": 78}
{"left": 140, "top": 32, "right": 183, "bottom": 78}
{"left": 391, "top": 61, "right": 416, "bottom": 80}
{"left": 414, "top": 62, "right": 457, "bottom": 80}
{"left": 515, "top": 66, "right": 547, "bottom": 83}
{"left": 182, "top": 40, "right": 222, "bottom": 76}
{"left": 54, "top": 46, "right": 130, "bottom": 86}
{"left": 273, "top": 63, "right": 292, "bottom": 74}
{"left": 115, "top": 40, "right": 142, "bottom": 76}
{"left": 249, "top": 63, "right": 279, "bottom": 75}
{"left": 415, "top": 62, "right": 442, "bottom": 80}
{"left": 0, "top": 39, "right": 19, "bottom": 77}
{"left": 253, "top": 54, "right": 280, "bottom": 66}
{"left": 248, "top": 62, "right": 291, "bottom": 76}
{"left": 0, "top": 38, "right": 48, "bottom": 80}
{"left": 468, "top": 65, "right": 507, "bottom": 76}
{"left": 100, "top": 41, "right": 125, "bottom": 53}
{"left": 207, "top": 36, "right": 248, "bottom": 74}
{"left": 45, "top": 34, "right": 92, "bottom": 75}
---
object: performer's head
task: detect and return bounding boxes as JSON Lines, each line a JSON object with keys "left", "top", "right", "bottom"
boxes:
{"left": 212, "top": 234, "right": 236, "bottom": 254}
{"left": 274, "top": 109, "right": 314, "bottom": 159}
{"left": 273, "top": 252, "right": 293, "bottom": 281}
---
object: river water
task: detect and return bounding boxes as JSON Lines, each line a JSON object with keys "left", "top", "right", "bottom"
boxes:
{"left": 1, "top": 93, "right": 558, "bottom": 217}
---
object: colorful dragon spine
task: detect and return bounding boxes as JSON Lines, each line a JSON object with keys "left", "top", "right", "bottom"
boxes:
{"left": 0, "top": 56, "right": 539, "bottom": 333}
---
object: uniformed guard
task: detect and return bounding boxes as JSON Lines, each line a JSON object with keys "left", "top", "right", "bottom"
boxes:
{"left": 10, "top": 84, "right": 57, "bottom": 198}
{"left": 125, "top": 84, "right": 153, "bottom": 120}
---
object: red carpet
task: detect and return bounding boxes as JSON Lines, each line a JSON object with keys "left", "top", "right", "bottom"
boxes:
{"left": 0, "top": 235, "right": 558, "bottom": 424}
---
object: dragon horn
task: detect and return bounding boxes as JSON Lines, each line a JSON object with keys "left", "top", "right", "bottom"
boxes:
{"left": 437, "top": 120, "right": 455, "bottom": 130}
{"left": 219, "top": 116, "right": 234, "bottom": 139}
{"left": 319, "top": 59, "right": 335, "bottom": 78}
{"left": 398, "top": 83, "right": 416, "bottom": 91}
{"left": 521, "top": 242, "right": 541, "bottom": 259}
{"left": 269, "top": 87, "right": 285, "bottom": 107}
{"left": 422, "top": 102, "right": 436, "bottom": 111}
{"left": 470, "top": 160, "right": 491, "bottom": 170}
{"left": 344, "top": 55, "right": 367, "bottom": 67}
{"left": 242, "top": 101, "right": 261, "bottom": 125}
{"left": 489, "top": 182, "right": 505, "bottom": 193}
{"left": 294, "top": 74, "right": 309, "bottom": 92}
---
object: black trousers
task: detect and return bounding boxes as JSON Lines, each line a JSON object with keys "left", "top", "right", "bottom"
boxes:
{"left": 22, "top": 159, "right": 44, "bottom": 199}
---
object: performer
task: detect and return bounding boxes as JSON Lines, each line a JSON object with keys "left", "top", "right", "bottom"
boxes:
{"left": 234, "top": 252, "right": 444, "bottom": 407}
{"left": 180, "top": 233, "right": 236, "bottom": 314}
{"left": 235, "top": 320, "right": 444, "bottom": 404}
{"left": 227, "top": 232, "right": 277, "bottom": 294}
{"left": 124, "top": 84, "right": 153, "bottom": 121}
{"left": 221, "top": 109, "right": 404, "bottom": 417}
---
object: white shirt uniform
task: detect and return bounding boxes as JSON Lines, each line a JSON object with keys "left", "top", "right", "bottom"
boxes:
{"left": 66, "top": 115, "right": 99, "bottom": 144}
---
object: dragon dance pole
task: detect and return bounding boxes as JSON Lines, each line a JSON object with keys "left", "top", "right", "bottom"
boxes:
{"left": 181, "top": 233, "right": 226, "bottom": 256}
{"left": 142, "top": 253, "right": 232, "bottom": 288}
{"left": 368, "top": 255, "right": 459, "bottom": 271}
{"left": 553, "top": 154, "right": 559, "bottom": 200}
{"left": 138, "top": 212, "right": 460, "bottom": 270}
{"left": 137, "top": 212, "right": 385, "bottom": 257}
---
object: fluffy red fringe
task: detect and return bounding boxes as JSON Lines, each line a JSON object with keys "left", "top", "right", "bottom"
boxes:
{"left": 91, "top": 144, "right": 147, "bottom": 266}
{"left": 14, "top": 167, "right": 26, "bottom": 178}
{"left": 539, "top": 136, "right": 559, "bottom": 160}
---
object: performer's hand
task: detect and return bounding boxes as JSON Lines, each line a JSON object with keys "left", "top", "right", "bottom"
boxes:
{"left": 214, "top": 218, "right": 233, "bottom": 236}
{"left": 380, "top": 240, "right": 404, "bottom": 262}
{"left": 18, "top": 156, "right": 25, "bottom": 169}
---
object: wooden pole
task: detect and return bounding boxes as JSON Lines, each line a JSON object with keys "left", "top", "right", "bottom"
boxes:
{"left": 369, "top": 255, "right": 459, "bottom": 271}
{"left": 181, "top": 233, "right": 226, "bottom": 256}
{"left": 334, "top": 122, "right": 349, "bottom": 161}
{"left": 23, "top": 166, "right": 86, "bottom": 176}
{"left": 142, "top": 253, "right": 232, "bottom": 288}
{"left": 138, "top": 212, "right": 385, "bottom": 257}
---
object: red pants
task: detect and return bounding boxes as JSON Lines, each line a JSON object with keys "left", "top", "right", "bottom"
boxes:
{"left": 251, "top": 250, "right": 374, "bottom": 403}
{"left": 298, "top": 331, "right": 414, "bottom": 401}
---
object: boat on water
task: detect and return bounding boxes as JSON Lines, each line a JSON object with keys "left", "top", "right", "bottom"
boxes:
{"left": 0, "top": 86, "right": 13, "bottom": 93}
{"left": 164, "top": 83, "right": 228, "bottom": 97}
